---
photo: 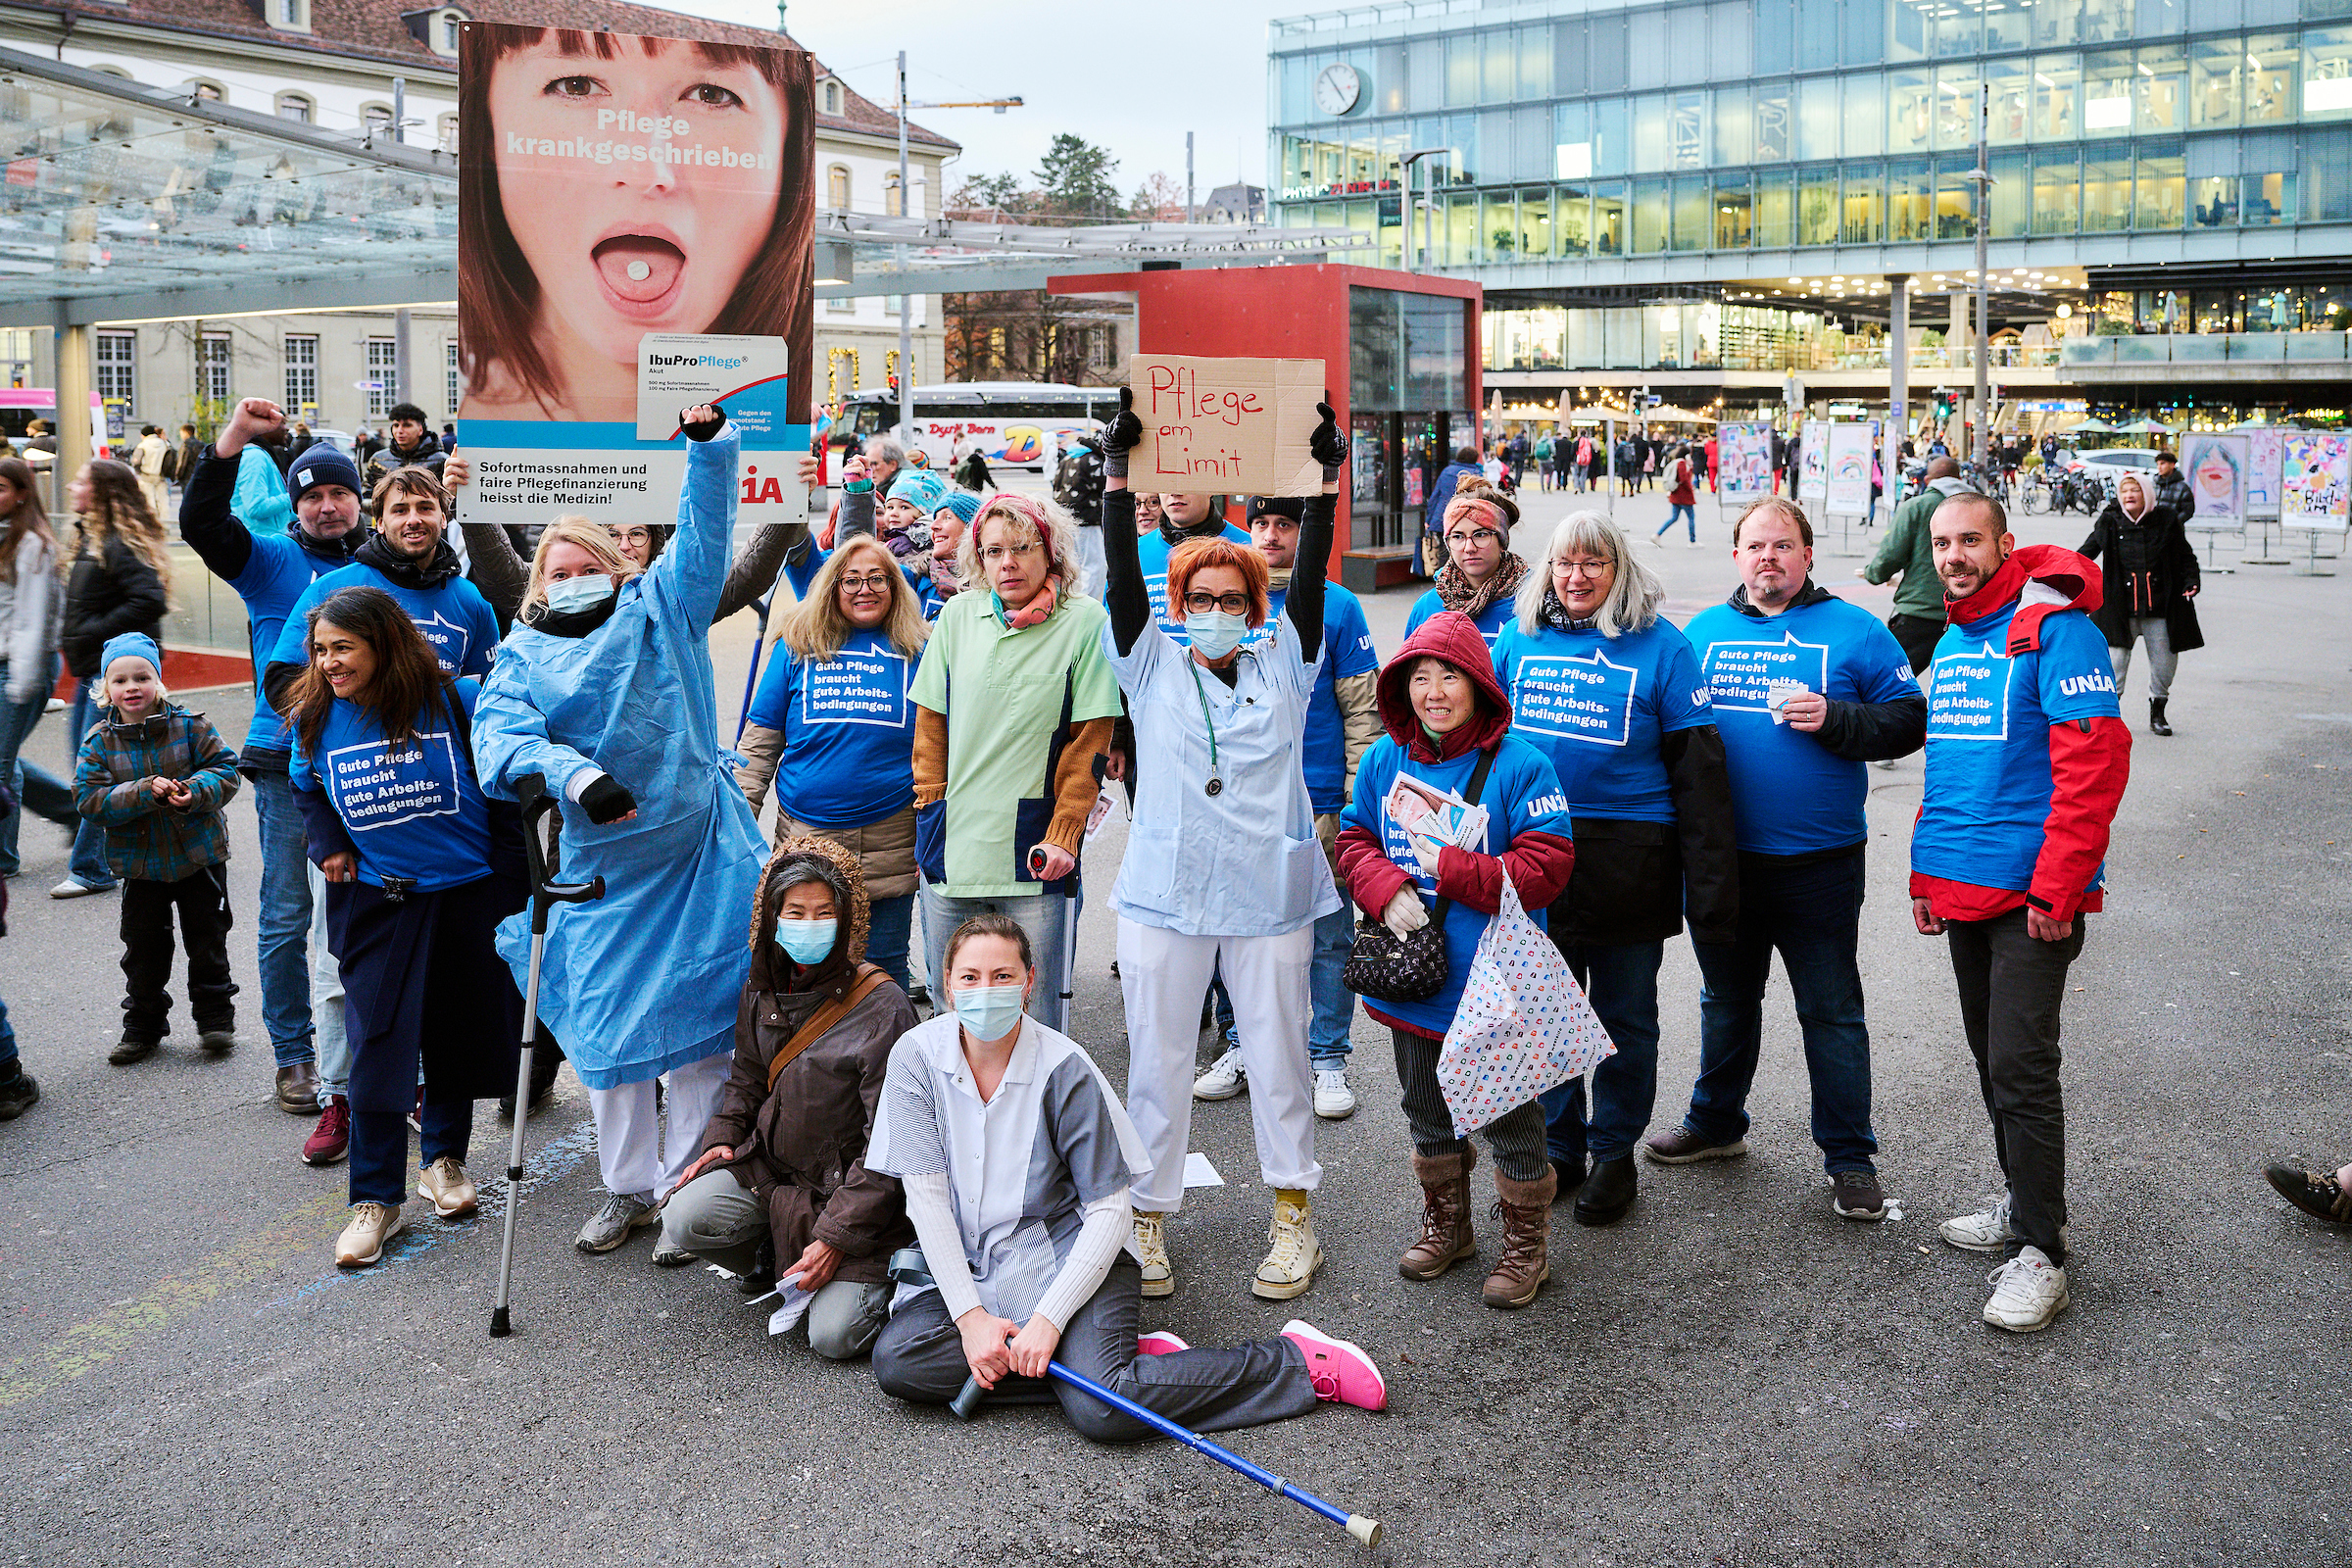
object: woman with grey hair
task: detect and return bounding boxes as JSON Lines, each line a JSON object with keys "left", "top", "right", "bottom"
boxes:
{"left": 1491, "top": 510, "right": 1739, "bottom": 1228}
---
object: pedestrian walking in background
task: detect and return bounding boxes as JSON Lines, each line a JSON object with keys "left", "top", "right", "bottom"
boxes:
{"left": 1911, "top": 496, "right": 2130, "bottom": 1333}
{"left": 1422, "top": 445, "right": 1482, "bottom": 568}
{"left": 1096, "top": 393, "right": 1349, "bottom": 1303}
{"left": 1653, "top": 444, "right": 1699, "bottom": 546}
{"left": 867, "top": 914, "right": 1388, "bottom": 1437}
{"left": 130, "top": 427, "right": 172, "bottom": 519}
{"left": 911, "top": 493, "right": 1117, "bottom": 1025}
{"left": 1859, "top": 457, "right": 1974, "bottom": 675}
{"left": 71, "top": 632, "right": 240, "bottom": 1066}
{"left": 286, "top": 588, "right": 523, "bottom": 1270}
{"left": 1335, "top": 611, "right": 1576, "bottom": 1308}
{"left": 1703, "top": 431, "right": 1719, "bottom": 494}
{"left": 55, "top": 459, "right": 172, "bottom": 900}
{"left": 1494, "top": 511, "right": 1739, "bottom": 1226}
{"left": 658, "top": 835, "right": 919, "bottom": 1352}
{"left": 359, "top": 402, "right": 446, "bottom": 493}
{"left": 472, "top": 409, "right": 768, "bottom": 1257}
{"left": 2151, "top": 450, "right": 2195, "bottom": 523}
{"left": 173, "top": 425, "right": 203, "bottom": 495}
{"left": 178, "top": 400, "right": 366, "bottom": 1122}
{"left": 0, "top": 458, "right": 77, "bottom": 878}
{"left": 1655, "top": 499, "right": 1925, "bottom": 1221}
{"left": 737, "top": 534, "right": 930, "bottom": 990}
{"left": 1405, "top": 478, "right": 1526, "bottom": 647}
{"left": 1533, "top": 429, "right": 1554, "bottom": 492}
{"left": 1586, "top": 431, "right": 1608, "bottom": 494}
{"left": 2080, "top": 472, "right": 2200, "bottom": 738}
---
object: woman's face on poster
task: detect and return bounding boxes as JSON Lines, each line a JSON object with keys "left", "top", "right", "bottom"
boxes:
{"left": 488, "top": 37, "right": 785, "bottom": 371}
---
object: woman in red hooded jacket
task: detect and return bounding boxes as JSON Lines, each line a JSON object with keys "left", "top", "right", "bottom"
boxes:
{"left": 1335, "top": 610, "right": 1576, "bottom": 1310}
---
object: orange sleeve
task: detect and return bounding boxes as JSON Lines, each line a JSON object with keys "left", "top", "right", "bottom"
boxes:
{"left": 912, "top": 706, "right": 948, "bottom": 808}
{"left": 1043, "top": 716, "right": 1114, "bottom": 856}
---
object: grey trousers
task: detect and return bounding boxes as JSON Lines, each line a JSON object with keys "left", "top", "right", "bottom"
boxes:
{"left": 2109, "top": 615, "right": 2175, "bottom": 701}
{"left": 1391, "top": 1027, "right": 1551, "bottom": 1182}
{"left": 660, "top": 1168, "right": 892, "bottom": 1360}
{"left": 1946, "top": 908, "right": 2086, "bottom": 1266}
{"left": 871, "top": 1258, "right": 1318, "bottom": 1445}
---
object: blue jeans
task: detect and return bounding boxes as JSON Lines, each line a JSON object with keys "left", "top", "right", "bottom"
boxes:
{"left": 1306, "top": 902, "right": 1355, "bottom": 1068}
{"left": 1538, "top": 940, "right": 1666, "bottom": 1165}
{"left": 867, "top": 892, "right": 914, "bottom": 993}
{"left": 0, "top": 652, "right": 78, "bottom": 875}
{"left": 1685, "top": 851, "right": 1876, "bottom": 1174}
{"left": 249, "top": 769, "right": 318, "bottom": 1069}
{"left": 920, "top": 880, "right": 1073, "bottom": 1031}
{"left": 350, "top": 1099, "right": 472, "bottom": 1208}
{"left": 0, "top": 988, "right": 17, "bottom": 1072}
{"left": 66, "top": 680, "right": 115, "bottom": 888}
{"left": 1656, "top": 503, "right": 1696, "bottom": 542}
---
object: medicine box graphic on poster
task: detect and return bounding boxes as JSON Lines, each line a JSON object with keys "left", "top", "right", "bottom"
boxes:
{"left": 2279, "top": 432, "right": 2352, "bottom": 531}
{"left": 1508, "top": 652, "right": 1637, "bottom": 748}
{"left": 456, "top": 22, "right": 815, "bottom": 525}
{"left": 1701, "top": 633, "right": 1829, "bottom": 714}
{"left": 1718, "top": 422, "right": 1774, "bottom": 501}
{"left": 2178, "top": 433, "right": 2248, "bottom": 526}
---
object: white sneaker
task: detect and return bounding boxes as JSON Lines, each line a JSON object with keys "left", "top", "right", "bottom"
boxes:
{"left": 1130, "top": 1208, "right": 1174, "bottom": 1298}
{"left": 1252, "top": 1196, "right": 1322, "bottom": 1300}
{"left": 1193, "top": 1048, "right": 1246, "bottom": 1101}
{"left": 1312, "top": 1068, "right": 1356, "bottom": 1120}
{"left": 416, "top": 1155, "right": 477, "bottom": 1219}
{"left": 1982, "top": 1246, "right": 2070, "bottom": 1332}
{"left": 49, "top": 877, "right": 107, "bottom": 899}
{"left": 1940, "top": 1194, "right": 2018, "bottom": 1251}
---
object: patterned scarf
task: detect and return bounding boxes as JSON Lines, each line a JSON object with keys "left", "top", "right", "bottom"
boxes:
{"left": 997, "top": 580, "right": 1058, "bottom": 631}
{"left": 1436, "top": 551, "right": 1528, "bottom": 623}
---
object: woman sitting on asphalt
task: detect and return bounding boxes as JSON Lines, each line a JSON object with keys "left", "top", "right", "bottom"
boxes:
{"left": 1334, "top": 611, "right": 1577, "bottom": 1309}
{"left": 1403, "top": 476, "right": 1526, "bottom": 647}
{"left": 736, "top": 535, "right": 930, "bottom": 991}
{"left": 287, "top": 586, "right": 523, "bottom": 1269}
{"left": 470, "top": 406, "right": 769, "bottom": 1258}
{"left": 867, "top": 913, "right": 1387, "bottom": 1439}
{"left": 659, "top": 835, "right": 918, "bottom": 1359}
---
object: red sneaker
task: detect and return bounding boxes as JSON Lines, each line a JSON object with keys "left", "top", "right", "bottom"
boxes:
{"left": 303, "top": 1096, "right": 350, "bottom": 1166}
{"left": 1136, "top": 1331, "right": 1190, "bottom": 1356}
{"left": 1280, "top": 1320, "right": 1387, "bottom": 1411}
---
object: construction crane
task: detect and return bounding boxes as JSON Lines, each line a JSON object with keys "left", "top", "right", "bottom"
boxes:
{"left": 908, "top": 96, "right": 1024, "bottom": 115}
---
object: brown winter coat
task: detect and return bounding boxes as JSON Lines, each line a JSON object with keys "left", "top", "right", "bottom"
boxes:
{"left": 698, "top": 835, "right": 918, "bottom": 1283}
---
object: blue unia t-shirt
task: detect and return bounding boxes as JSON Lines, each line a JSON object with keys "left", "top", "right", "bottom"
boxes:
{"left": 1492, "top": 615, "right": 1714, "bottom": 822}
{"left": 1241, "top": 581, "right": 1379, "bottom": 814}
{"left": 745, "top": 628, "right": 922, "bottom": 829}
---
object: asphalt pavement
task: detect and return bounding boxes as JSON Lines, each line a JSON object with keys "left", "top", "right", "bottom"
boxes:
{"left": 2, "top": 482, "right": 2347, "bottom": 1567}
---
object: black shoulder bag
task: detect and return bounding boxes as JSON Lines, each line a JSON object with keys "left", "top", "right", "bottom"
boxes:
{"left": 1342, "top": 744, "right": 1496, "bottom": 1004}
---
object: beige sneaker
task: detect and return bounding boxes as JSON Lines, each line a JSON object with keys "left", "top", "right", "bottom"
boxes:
{"left": 336, "top": 1201, "right": 409, "bottom": 1268}
{"left": 1130, "top": 1208, "right": 1175, "bottom": 1298}
{"left": 417, "top": 1156, "right": 477, "bottom": 1219}
{"left": 1252, "top": 1196, "right": 1322, "bottom": 1300}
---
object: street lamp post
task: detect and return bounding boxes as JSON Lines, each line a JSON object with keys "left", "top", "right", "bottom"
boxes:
{"left": 1398, "top": 148, "right": 1450, "bottom": 271}
{"left": 1972, "top": 84, "right": 1992, "bottom": 471}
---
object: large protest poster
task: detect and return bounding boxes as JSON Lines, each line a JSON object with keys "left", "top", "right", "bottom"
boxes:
{"left": 1127, "top": 356, "right": 1328, "bottom": 496}
{"left": 2245, "top": 426, "right": 2287, "bottom": 518}
{"left": 1717, "top": 422, "right": 1775, "bottom": 502}
{"left": 1824, "top": 422, "right": 1874, "bottom": 515}
{"left": 2279, "top": 432, "right": 2352, "bottom": 531}
{"left": 2177, "top": 433, "right": 2248, "bottom": 528}
{"left": 456, "top": 22, "right": 814, "bottom": 526}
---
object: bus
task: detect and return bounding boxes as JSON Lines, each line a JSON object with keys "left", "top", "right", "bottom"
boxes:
{"left": 838, "top": 383, "right": 1119, "bottom": 473}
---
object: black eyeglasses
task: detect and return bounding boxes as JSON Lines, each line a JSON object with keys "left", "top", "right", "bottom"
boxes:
{"left": 1182, "top": 590, "right": 1251, "bottom": 615}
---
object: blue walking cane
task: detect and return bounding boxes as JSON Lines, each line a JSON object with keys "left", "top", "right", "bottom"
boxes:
{"left": 489, "top": 773, "right": 605, "bottom": 1339}
{"left": 886, "top": 1251, "right": 1382, "bottom": 1546}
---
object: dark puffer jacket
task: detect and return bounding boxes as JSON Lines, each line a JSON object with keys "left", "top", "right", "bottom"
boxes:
{"left": 699, "top": 834, "right": 917, "bottom": 1284}
{"left": 60, "top": 535, "right": 167, "bottom": 680}
{"left": 2080, "top": 495, "right": 2204, "bottom": 656}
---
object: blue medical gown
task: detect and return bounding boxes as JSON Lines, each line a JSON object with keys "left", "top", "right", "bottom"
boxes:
{"left": 470, "top": 427, "right": 767, "bottom": 1090}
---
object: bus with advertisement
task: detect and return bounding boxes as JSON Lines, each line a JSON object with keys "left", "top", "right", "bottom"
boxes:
{"left": 838, "top": 383, "right": 1117, "bottom": 473}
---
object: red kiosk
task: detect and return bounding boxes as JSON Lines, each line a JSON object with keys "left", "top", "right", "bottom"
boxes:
{"left": 1048, "top": 265, "right": 1483, "bottom": 594}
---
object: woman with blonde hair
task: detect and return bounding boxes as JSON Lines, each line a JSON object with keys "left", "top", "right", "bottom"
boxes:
{"left": 53, "top": 459, "right": 172, "bottom": 897}
{"left": 736, "top": 533, "right": 931, "bottom": 987}
{"left": 910, "top": 489, "right": 1118, "bottom": 1028}
{"left": 472, "top": 405, "right": 770, "bottom": 1256}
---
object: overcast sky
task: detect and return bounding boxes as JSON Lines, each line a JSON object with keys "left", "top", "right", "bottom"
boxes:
{"left": 679, "top": 0, "right": 1286, "bottom": 201}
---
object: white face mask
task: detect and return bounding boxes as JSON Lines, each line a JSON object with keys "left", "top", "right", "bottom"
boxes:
{"left": 1184, "top": 610, "right": 1250, "bottom": 662}
{"left": 545, "top": 574, "right": 615, "bottom": 614}
{"left": 951, "top": 983, "right": 1027, "bottom": 1043}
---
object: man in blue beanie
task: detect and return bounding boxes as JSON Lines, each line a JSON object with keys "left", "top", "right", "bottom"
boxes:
{"left": 177, "top": 398, "right": 365, "bottom": 1134}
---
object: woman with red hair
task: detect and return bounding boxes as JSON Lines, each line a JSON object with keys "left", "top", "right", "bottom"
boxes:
{"left": 1094, "top": 389, "right": 1349, "bottom": 1306}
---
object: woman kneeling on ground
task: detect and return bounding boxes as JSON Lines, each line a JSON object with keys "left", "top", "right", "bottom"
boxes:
{"left": 288, "top": 586, "right": 524, "bottom": 1267}
{"left": 660, "top": 835, "right": 918, "bottom": 1358}
{"left": 867, "top": 914, "right": 1386, "bottom": 1440}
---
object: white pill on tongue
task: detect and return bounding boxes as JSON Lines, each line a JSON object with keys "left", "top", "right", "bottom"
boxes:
{"left": 626, "top": 261, "right": 651, "bottom": 281}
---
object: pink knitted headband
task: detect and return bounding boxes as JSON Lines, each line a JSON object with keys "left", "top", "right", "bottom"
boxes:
{"left": 975, "top": 492, "right": 1057, "bottom": 567}
{"left": 1444, "top": 495, "right": 1508, "bottom": 532}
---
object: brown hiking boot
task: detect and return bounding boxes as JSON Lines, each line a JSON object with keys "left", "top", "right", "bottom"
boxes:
{"left": 1398, "top": 1148, "right": 1477, "bottom": 1280}
{"left": 1483, "top": 1168, "right": 1557, "bottom": 1309}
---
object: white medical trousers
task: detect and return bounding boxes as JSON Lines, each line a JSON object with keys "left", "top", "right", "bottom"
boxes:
{"left": 586, "top": 1049, "right": 733, "bottom": 1202}
{"left": 1118, "top": 917, "right": 1318, "bottom": 1213}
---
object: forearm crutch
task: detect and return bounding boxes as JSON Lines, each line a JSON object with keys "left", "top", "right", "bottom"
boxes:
{"left": 489, "top": 773, "right": 605, "bottom": 1339}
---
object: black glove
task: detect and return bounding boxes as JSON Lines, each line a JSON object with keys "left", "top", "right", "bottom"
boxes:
{"left": 1309, "top": 397, "right": 1346, "bottom": 480}
{"left": 577, "top": 773, "right": 637, "bottom": 825}
{"left": 1101, "top": 386, "right": 1143, "bottom": 478}
{"left": 680, "top": 405, "right": 727, "bottom": 442}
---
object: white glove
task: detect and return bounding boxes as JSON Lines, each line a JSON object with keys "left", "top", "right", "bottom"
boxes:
{"left": 1406, "top": 831, "right": 1446, "bottom": 876}
{"left": 1382, "top": 887, "right": 1431, "bottom": 939}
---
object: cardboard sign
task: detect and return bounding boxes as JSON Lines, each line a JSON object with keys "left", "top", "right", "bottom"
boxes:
{"left": 1129, "top": 356, "right": 1327, "bottom": 497}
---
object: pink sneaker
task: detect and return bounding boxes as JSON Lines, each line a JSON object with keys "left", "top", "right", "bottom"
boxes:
{"left": 1280, "top": 1320, "right": 1387, "bottom": 1411}
{"left": 1136, "top": 1331, "right": 1190, "bottom": 1356}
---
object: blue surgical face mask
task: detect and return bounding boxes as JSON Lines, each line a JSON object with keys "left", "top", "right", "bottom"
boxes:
{"left": 1184, "top": 610, "right": 1250, "bottom": 662}
{"left": 773, "top": 918, "right": 837, "bottom": 965}
{"left": 951, "top": 982, "right": 1027, "bottom": 1042}
{"left": 545, "top": 573, "right": 616, "bottom": 614}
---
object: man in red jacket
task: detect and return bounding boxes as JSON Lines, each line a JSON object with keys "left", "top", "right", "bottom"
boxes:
{"left": 1910, "top": 493, "right": 2131, "bottom": 1333}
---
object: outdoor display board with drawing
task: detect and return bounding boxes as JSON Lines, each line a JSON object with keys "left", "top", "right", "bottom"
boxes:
{"left": 1796, "top": 425, "right": 1828, "bottom": 503}
{"left": 1126, "top": 356, "right": 1329, "bottom": 497}
{"left": 2279, "top": 432, "right": 2352, "bottom": 530}
{"left": 2245, "top": 427, "right": 2286, "bottom": 517}
{"left": 1717, "top": 422, "right": 1775, "bottom": 502}
{"left": 1824, "top": 422, "right": 1874, "bottom": 514}
{"left": 454, "top": 21, "right": 814, "bottom": 525}
{"left": 2178, "top": 433, "right": 2248, "bottom": 528}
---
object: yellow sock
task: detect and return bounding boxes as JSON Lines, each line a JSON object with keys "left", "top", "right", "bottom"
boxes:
{"left": 1276, "top": 1188, "right": 1310, "bottom": 1211}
